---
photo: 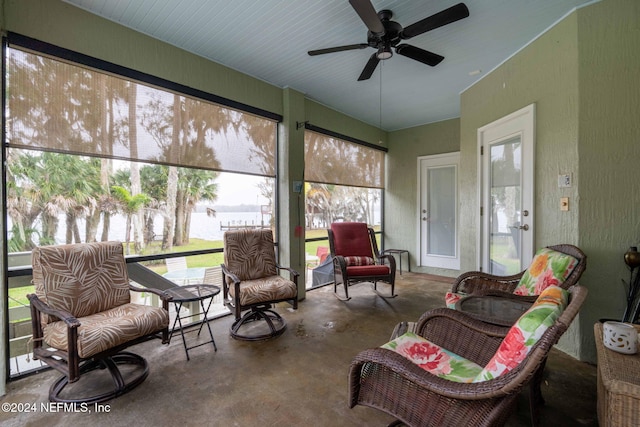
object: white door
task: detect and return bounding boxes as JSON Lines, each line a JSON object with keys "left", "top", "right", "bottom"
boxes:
{"left": 418, "top": 152, "right": 460, "bottom": 269}
{"left": 478, "top": 104, "right": 535, "bottom": 274}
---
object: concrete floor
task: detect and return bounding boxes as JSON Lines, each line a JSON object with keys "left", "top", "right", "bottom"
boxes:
{"left": 0, "top": 273, "right": 597, "bottom": 426}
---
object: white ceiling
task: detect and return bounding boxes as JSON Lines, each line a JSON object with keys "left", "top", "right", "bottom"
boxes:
{"left": 63, "top": 0, "right": 595, "bottom": 131}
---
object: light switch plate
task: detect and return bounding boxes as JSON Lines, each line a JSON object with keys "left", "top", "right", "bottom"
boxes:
{"left": 558, "top": 174, "right": 572, "bottom": 188}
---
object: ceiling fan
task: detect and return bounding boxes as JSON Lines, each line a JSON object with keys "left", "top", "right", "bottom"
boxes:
{"left": 308, "top": 0, "right": 469, "bottom": 81}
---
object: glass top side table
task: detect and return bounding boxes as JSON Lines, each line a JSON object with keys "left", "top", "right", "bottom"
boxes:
{"left": 455, "top": 295, "right": 531, "bottom": 326}
{"left": 165, "top": 284, "right": 220, "bottom": 360}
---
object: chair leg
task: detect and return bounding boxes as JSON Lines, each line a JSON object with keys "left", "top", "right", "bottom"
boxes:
{"left": 49, "top": 351, "right": 149, "bottom": 404}
{"left": 371, "top": 280, "right": 397, "bottom": 299}
{"left": 332, "top": 271, "right": 351, "bottom": 301}
{"left": 528, "top": 357, "right": 547, "bottom": 426}
{"left": 333, "top": 282, "right": 351, "bottom": 301}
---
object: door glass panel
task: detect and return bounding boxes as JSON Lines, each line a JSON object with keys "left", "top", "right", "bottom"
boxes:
{"left": 489, "top": 137, "right": 522, "bottom": 275}
{"left": 427, "top": 166, "right": 456, "bottom": 257}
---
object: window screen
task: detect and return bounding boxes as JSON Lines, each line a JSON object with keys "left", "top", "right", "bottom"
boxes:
{"left": 7, "top": 47, "right": 276, "bottom": 176}
{"left": 304, "top": 130, "right": 385, "bottom": 189}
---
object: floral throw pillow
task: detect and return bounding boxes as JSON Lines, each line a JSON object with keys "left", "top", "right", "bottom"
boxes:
{"left": 513, "top": 248, "right": 578, "bottom": 296}
{"left": 381, "top": 331, "right": 483, "bottom": 383}
{"left": 445, "top": 291, "right": 465, "bottom": 309}
{"left": 473, "top": 286, "right": 569, "bottom": 382}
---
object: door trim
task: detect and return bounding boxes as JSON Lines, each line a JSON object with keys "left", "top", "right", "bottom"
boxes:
{"left": 417, "top": 152, "right": 460, "bottom": 270}
{"left": 476, "top": 103, "right": 536, "bottom": 271}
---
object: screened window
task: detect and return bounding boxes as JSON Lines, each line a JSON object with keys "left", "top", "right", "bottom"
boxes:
{"left": 5, "top": 46, "right": 277, "bottom": 253}
{"left": 4, "top": 40, "right": 279, "bottom": 378}
{"left": 303, "top": 129, "right": 385, "bottom": 231}
{"left": 304, "top": 130, "right": 384, "bottom": 189}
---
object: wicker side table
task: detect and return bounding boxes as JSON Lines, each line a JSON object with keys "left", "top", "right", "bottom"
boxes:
{"left": 595, "top": 322, "right": 640, "bottom": 427}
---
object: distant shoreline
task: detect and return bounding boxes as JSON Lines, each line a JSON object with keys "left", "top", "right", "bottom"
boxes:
{"left": 197, "top": 204, "right": 264, "bottom": 213}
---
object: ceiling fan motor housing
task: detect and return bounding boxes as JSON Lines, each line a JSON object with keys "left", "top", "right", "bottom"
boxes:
{"left": 367, "top": 10, "right": 402, "bottom": 50}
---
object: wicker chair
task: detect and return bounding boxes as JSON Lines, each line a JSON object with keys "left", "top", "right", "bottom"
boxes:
{"left": 349, "top": 285, "right": 588, "bottom": 427}
{"left": 221, "top": 229, "right": 299, "bottom": 341}
{"left": 447, "top": 244, "right": 586, "bottom": 307}
{"left": 328, "top": 222, "right": 396, "bottom": 300}
{"left": 28, "top": 241, "right": 170, "bottom": 404}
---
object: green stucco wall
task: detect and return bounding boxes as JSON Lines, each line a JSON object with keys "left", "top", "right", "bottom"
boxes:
{"left": 460, "top": 10, "right": 581, "bottom": 270}
{"left": 460, "top": 1, "right": 582, "bottom": 357}
{"left": 3, "top": 0, "right": 284, "bottom": 116}
{"left": 385, "top": 118, "right": 460, "bottom": 276}
{"left": 575, "top": 0, "right": 640, "bottom": 360}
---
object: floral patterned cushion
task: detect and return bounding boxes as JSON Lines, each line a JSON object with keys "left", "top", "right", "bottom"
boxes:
{"left": 473, "top": 285, "right": 568, "bottom": 382}
{"left": 445, "top": 291, "right": 465, "bottom": 309}
{"left": 344, "top": 256, "right": 375, "bottom": 266}
{"left": 381, "top": 331, "right": 484, "bottom": 383}
{"left": 513, "top": 248, "right": 578, "bottom": 296}
{"left": 386, "top": 286, "right": 568, "bottom": 384}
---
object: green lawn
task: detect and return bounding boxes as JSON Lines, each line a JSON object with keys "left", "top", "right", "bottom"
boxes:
{"left": 8, "top": 286, "right": 31, "bottom": 308}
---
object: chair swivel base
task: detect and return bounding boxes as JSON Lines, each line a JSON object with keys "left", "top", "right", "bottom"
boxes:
{"left": 230, "top": 307, "right": 287, "bottom": 341}
{"left": 49, "top": 351, "right": 149, "bottom": 404}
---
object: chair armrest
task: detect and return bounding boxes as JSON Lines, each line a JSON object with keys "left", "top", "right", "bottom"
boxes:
{"left": 27, "top": 294, "right": 80, "bottom": 328}
{"left": 415, "top": 307, "right": 507, "bottom": 365}
{"left": 220, "top": 264, "right": 241, "bottom": 302}
{"left": 451, "top": 270, "right": 524, "bottom": 294}
{"left": 221, "top": 264, "right": 240, "bottom": 285}
{"left": 332, "top": 255, "right": 348, "bottom": 282}
{"left": 349, "top": 347, "right": 519, "bottom": 403}
{"left": 276, "top": 265, "right": 300, "bottom": 284}
{"left": 129, "top": 284, "right": 172, "bottom": 301}
{"left": 128, "top": 284, "right": 172, "bottom": 310}
{"left": 333, "top": 255, "right": 346, "bottom": 267}
{"left": 377, "top": 253, "right": 396, "bottom": 271}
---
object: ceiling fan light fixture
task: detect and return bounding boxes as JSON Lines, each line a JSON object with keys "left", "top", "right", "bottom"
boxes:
{"left": 376, "top": 45, "right": 393, "bottom": 60}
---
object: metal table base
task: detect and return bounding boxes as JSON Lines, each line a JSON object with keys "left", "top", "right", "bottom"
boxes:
{"left": 165, "top": 284, "right": 220, "bottom": 361}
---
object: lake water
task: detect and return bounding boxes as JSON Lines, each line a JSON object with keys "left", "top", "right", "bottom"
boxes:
{"left": 8, "top": 211, "right": 270, "bottom": 245}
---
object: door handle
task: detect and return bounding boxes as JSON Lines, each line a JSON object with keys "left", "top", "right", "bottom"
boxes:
{"left": 509, "top": 224, "right": 529, "bottom": 231}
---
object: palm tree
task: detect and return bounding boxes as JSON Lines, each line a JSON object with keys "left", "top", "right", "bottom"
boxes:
{"left": 176, "top": 168, "right": 218, "bottom": 244}
{"left": 6, "top": 151, "right": 102, "bottom": 249}
{"left": 111, "top": 185, "right": 151, "bottom": 254}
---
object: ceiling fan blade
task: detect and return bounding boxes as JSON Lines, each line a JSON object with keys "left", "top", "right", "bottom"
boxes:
{"left": 308, "top": 44, "right": 369, "bottom": 56}
{"left": 357, "top": 53, "right": 380, "bottom": 81}
{"left": 349, "top": 0, "right": 385, "bottom": 35}
{"left": 400, "top": 3, "right": 469, "bottom": 39}
{"left": 396, "top": 44, "right": 444, "bottom": 67}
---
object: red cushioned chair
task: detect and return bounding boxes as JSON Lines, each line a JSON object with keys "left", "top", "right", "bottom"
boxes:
{"left": 328, "top": 222, "right": 396, "bottom": 301}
